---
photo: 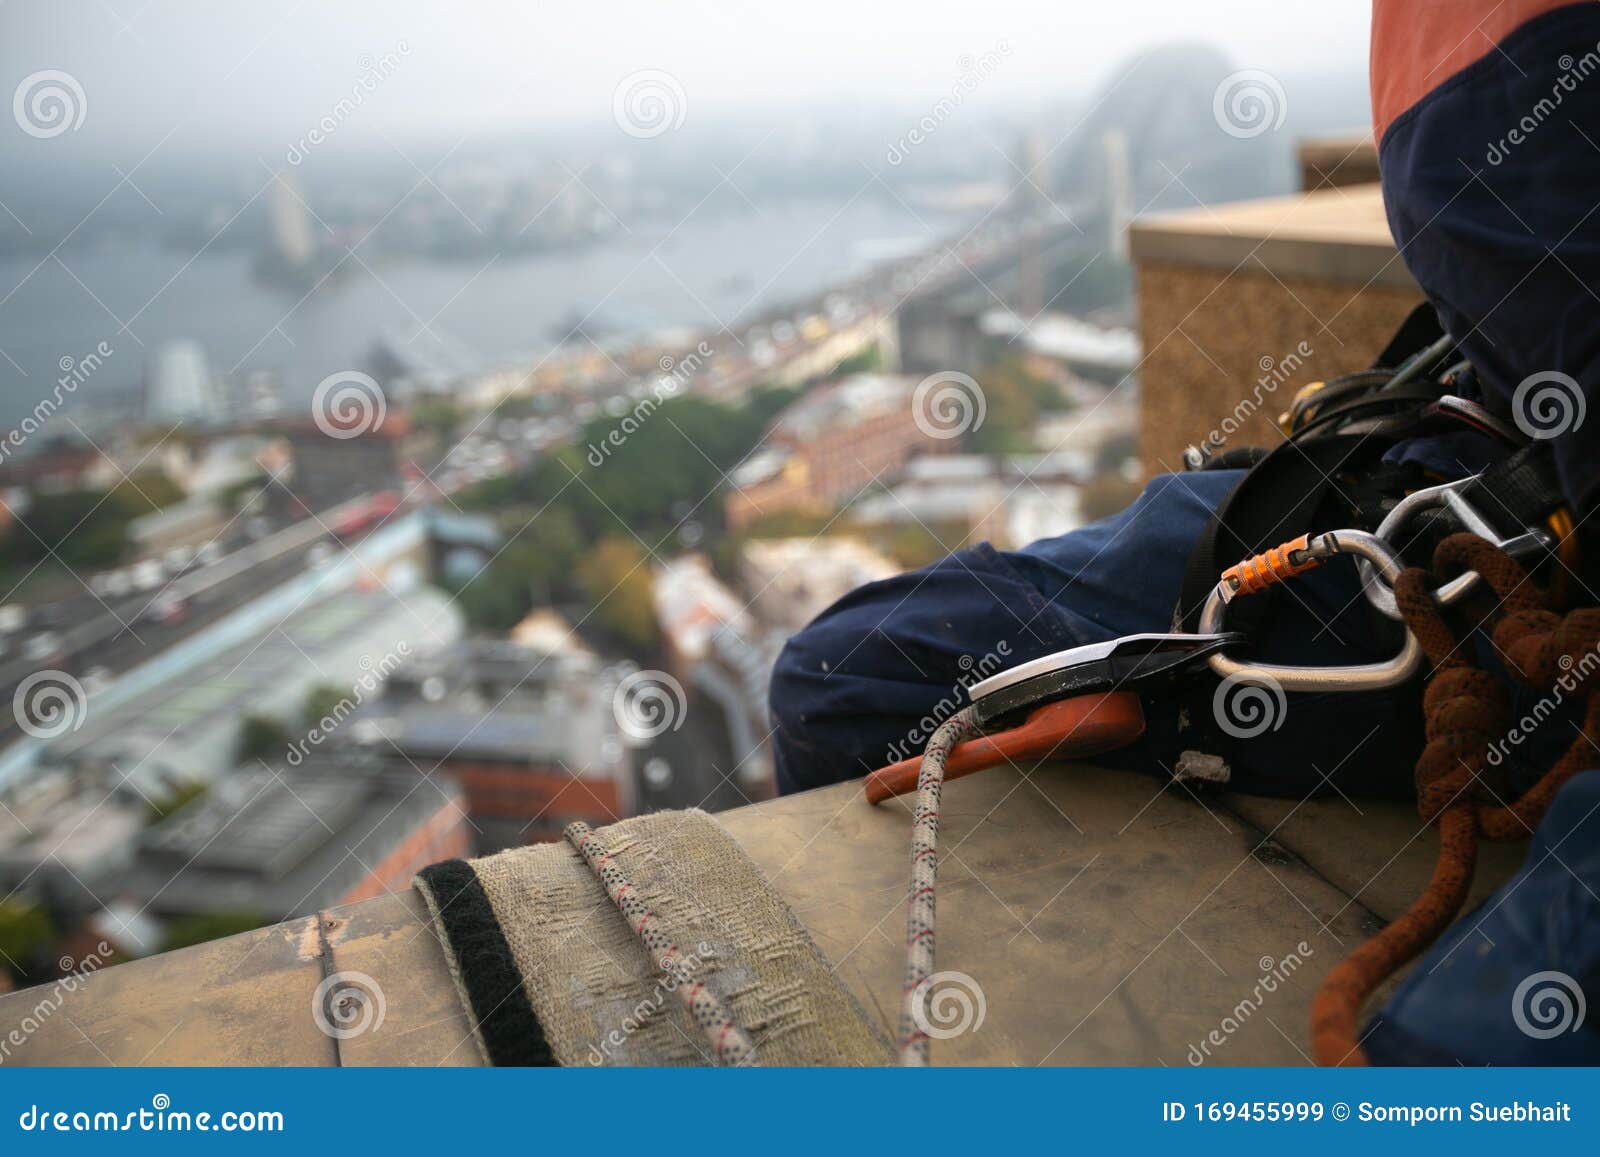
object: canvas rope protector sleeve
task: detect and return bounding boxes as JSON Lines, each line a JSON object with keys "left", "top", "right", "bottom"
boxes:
{"left": 898, "top": 705, "right": 980, "bottom": 1066}
{"left": 562, "top": 820, "right": 758, "bottom": 1066}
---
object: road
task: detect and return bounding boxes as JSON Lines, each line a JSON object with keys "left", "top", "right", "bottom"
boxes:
{"left": 0, "top": 495, "right": 398, "bottom": 748}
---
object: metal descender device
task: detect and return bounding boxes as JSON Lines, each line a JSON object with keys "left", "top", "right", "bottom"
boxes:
{"left": 863, "top": 474, "right": 1557, "bottom": 804}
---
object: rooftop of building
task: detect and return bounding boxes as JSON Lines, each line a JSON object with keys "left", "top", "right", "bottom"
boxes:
{"left": 0, "top": 767, "right": 146, "bottom": 877}
{"left": 120, "top": 753, "right": 464, "bottom": 922}
{"left": 653, "top": 553, "right": 754, "bottom": 664}
{"left": 767, "top": 373, "right": 917, "bottom": 441}
{"left": 341, "top": 637, "right": 626, "bottom": 776}
{"left": 36, "top": 583, "right": 461, "bottom": 795}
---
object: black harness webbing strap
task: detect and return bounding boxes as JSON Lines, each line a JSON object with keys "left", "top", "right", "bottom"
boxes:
{"left": 1375, "top": 301, "right": 1448, "bottom": 368}
{"left": 1175, "top": 434, "right": 1372, "bottom": 634}
{"left": 1459, "top": 440, "right": 1564, "bottom": 536}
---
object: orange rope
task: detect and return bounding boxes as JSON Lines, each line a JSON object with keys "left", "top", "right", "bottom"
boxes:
{"left": 1310, "top": 533, "right": 1600, "bottom": 1065}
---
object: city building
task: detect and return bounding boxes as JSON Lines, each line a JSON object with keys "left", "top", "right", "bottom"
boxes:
{"left": 979, "top": 311, "right": 1140, "bottom": 381}
{"left": 0, "top": 441, "right": 110, "bottom": 495}
{"left": 266, "top": 168, "right": 317, "bottom": 271}
{"left": 284, "top": 411, "right": 433, "bottom": 507}
{"left": 114, "top": 753, "right": 469, "bottom": 927}
{"left": 0, "top": 765, "right": 147, "bottom": 912}
{"left": 153, "top": 434, "right": 281, "bottom": 497}
{"left": 510, "top": 608, "right": 594, "bottom": 657}
{"left": 724, "top": 374, "right": 954, "bottom": 528}
{"left": 738, "top": 536, "right": 898, "bottom": 633}
{"left": 37, "top": 584, "right": 462, "bottom": 797}
{"left": 339, "top": 638, "right": 632, "bottom": 850}
{"left": 1032, "top": 385, "right": 1141, "bottom": 459}
{"left": 848, "top": 452, "right": 1087, "bottom": 549}
{"left": 653, "top": 554, "right": 782, "bottom": 792}
{"left": 654, "top": 553, "right": 755, "bottom": 674}
{"left": 145, "top": 340, "right": 222, "bottom": 425}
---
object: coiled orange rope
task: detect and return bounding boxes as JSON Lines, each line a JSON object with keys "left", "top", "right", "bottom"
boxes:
{"left": 1310, "top": 532, "right": 1600, "bottom": 1065}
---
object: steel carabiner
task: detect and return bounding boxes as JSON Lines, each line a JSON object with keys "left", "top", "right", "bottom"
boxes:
{"left": 1198, "top": 529, "right": 1426, "bottom": 693}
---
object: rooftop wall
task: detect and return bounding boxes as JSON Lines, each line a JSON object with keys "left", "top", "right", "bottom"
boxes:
{"left": 1129, "top": 183, "right": 1424, "bottom": 473}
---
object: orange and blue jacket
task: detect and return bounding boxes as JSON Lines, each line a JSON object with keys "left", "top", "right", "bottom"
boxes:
{"left": 1374, "top": 0, "right": 1600, "bottom": 514}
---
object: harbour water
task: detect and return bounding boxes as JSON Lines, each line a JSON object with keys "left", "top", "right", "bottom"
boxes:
{"left": 0, "top": 197, "right": 970, "bottom": 429}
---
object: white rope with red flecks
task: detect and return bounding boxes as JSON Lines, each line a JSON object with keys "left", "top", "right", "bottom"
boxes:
{"left": 898, "top": 706, "right": 980, "bottom": 1065}
{"left": 563, "top": 820, "right": 758, "bottom": 1066}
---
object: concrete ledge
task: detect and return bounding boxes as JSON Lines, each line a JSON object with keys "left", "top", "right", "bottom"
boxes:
{"left": 0, "top": 763, "right": 1526, "bottom": 1067}
{"left": 1130, "top": 185, "right": 1418, "bottom": 291}
{"left": 1298, "top": 133, "right": 1381, "bottom": 192}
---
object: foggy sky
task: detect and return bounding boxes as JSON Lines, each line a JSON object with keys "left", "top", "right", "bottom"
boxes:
{"left": 2, "top": 0, "right": 1372, "bottom": 150}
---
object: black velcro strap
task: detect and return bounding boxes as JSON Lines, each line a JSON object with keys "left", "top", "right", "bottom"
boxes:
{"left": 417, "top": 859, "right": 557, "bottom": 1067}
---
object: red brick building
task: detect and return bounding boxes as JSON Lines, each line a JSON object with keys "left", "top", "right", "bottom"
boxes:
{"left": 340, "top": 640, "right": 632, "bottom": 851}
{"left": 725, "top": 374, "right": 955, "bottom": 528}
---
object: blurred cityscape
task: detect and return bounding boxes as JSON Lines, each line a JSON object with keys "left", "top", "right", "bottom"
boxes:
{"left": 0, "top": 7, "right": 1369, "bottom": 991}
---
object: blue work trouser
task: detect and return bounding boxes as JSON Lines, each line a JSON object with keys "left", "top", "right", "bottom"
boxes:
{"left": 769, "top": 469, "right": 1423, "bottom": 800}
{"left": 1364, "top": 768, "right": 1600, "bottom": 1065}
